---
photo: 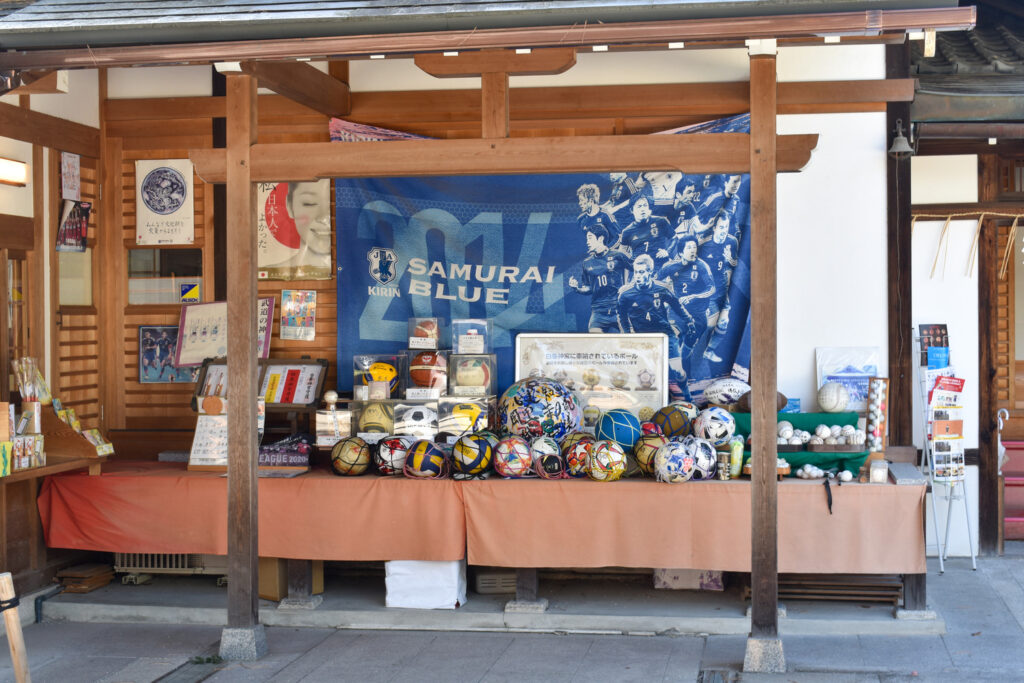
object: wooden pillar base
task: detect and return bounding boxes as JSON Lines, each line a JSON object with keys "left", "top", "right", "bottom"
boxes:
{"left": 505, "top": 568, "right": 547, "bottom": 612}
{"left": 278, "top": 559, "right": 321, "bottom": 610}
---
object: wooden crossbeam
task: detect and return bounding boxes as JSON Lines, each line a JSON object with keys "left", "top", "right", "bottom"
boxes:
{"left": 237, "top": 61, "right": 350, "bottom": 117}
{"left": 415, "top": 48, "right": 576, "bottom": 78}
{"left": 0, "top": 214, "right": 36, "bottom": 252}
{"left": 6, "top": 70, "right": 67, "bottom": 96}
{"left": 0, "top": 101, "right": 99, "bottom": 157}
{"left": 190, "top": 133, "right": 817, "bottom": 183}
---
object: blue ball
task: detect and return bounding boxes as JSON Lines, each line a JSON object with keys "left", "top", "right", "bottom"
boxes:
{"left": 594, "top": 408, "right": 642, "bottom": 451}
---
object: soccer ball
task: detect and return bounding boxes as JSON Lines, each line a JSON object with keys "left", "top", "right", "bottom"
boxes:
{"left": 640, "top": 421, "right": 663, "bottom": 435}
{"left": 611, "top": 370, "right": 629, "bottom": 388}
{"left": 561, "top": 431, "right": 594, "bottom": 455}
{"left": 637, "top": 368, "right": 656, "bottom": 389}
{"left": 532, "top": 436, "right": 566, "bottom": 479}
{"left": 651, "top": 403, "right": 694, "bottom": 437}
{"left": 565, "top": 440, "right": 593, "bottom": 478}
{"left": 404, "top": 440, "right": 447, "bottom": 478}
{"left": 330, "top": 436, "right": 370, "bottom": 476}
{"left": 359, "top": 402, "right": 394, "bottom": 433}
{"left": 693, "top": 406, "right": 736, "bottom": 447}
{"left": 654, "top": 439, "right": 695, "bottom": 483}
{"left": 703, "top": 377, "right": 751, "bottom": 407}
{"left": 633, "top": 433, "right": 668, "bottom": 475}
{"left": 594, "top": 408, "right": 642, "bottom": 451}
{"left": 684, "top": 435, "right": 718, "bottom": 480}
{"left": 494, "top": 436, "right": 533, "bottom": 478}
{"left": 452, "top": 433, "right": 493, "bottom": 475}
{"left": 375, "top": 436, "right": 412, "bottom": 476}
{"left": 587, "top": 440, "right": 627, "bottom": 482}
{"left": 581, "top": 367, "right": 600, "bottom": 387}
{"left": 498, "top": 377, "right": 582, "bottom": 442}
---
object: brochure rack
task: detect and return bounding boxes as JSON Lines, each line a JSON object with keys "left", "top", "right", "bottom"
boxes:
{"left": 915, "top": 334, "right": 976, "bottom": 573}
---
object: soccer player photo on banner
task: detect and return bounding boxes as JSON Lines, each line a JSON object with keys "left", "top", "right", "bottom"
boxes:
{"left": 257, "top": 180, "right": 332, "bottom": 280}
{"left": 334, "top": 115, "right": 753, "bottom": 403}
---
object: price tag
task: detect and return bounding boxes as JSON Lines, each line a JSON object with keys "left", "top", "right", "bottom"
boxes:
{"left": 454, "top": 385, "right": 486, "bottom": 397}
{"left": 408, "top": 336, "right": 437, "bottom": 350}
{"left": 357, "top": 432, "right": 389, "bottom": 445}
{"left": 457, "top": 334, "right": 485, "bottom": 354}
{"left": 406, "top": 387, "right": 440, "bottom": 400}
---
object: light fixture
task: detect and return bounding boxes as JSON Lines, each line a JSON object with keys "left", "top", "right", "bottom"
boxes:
{"left": 888, "top": 119, "right": 916, "bottom": 159}
{"left": 369, "top": 54, "right": 386, "bottom": 60}
{"left": 591, "top": 45, "right": 608, "bottom": 52}
{"left": 443, "top": 51, "right": 459, "bottom": 57}
{"left": 824, "top": 36, "right": 841, "bottom": 44}
{"left": 515, "top": 48, "right": 532, "bottom": 55}
{"left": 989, "top": 137, "right": 998, "bottom": 146}
{"left": 668, "top": 42, "right": 685, "bottom": 49}
{"left": 0, "top": 157, "right": 28, "bottom": 187}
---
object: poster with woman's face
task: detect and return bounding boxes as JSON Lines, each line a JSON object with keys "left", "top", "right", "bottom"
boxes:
{"left": 257, "top": 179, "right": 332, "bottom": 280}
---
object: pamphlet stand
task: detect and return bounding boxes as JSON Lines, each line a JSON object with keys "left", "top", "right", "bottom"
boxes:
{"left": 915, "top": 335, "right": 976, "bottom": 573}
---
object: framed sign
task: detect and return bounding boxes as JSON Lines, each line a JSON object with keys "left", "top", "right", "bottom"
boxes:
{"left": 175, "top": 298, "right": 274, "bottom": 367}
{"left": 135, "top": 159, "right": 194, "bottom": 245}
{"left": 515, "top": 333, "right": 669, "bottom": 420}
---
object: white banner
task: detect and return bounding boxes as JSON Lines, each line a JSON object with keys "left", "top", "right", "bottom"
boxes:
{"left": 135, "top": 159, "right": 194, "bottom": 245}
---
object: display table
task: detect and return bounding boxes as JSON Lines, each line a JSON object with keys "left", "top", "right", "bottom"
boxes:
{"left": 37, "top": 462, "right": 466, "bottom": 561}
{"left": 39, "top": 462, "right": 926, "bottom": 575}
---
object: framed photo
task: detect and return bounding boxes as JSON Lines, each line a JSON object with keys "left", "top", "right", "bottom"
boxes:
{"left": 515, "top": 333, "right": 669, "bottom": 420}
{"left": 175, "top": 298, "right": 274, "bottom": 367}
{"left": 138, "top": 325, "right": 197, "bottom": 383}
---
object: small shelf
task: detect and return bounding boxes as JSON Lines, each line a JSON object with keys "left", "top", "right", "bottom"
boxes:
{"left": 2, "top": 452, "right": 105, "bottom": 484}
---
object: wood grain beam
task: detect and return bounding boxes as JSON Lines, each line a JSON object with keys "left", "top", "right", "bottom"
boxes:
{"left": 416, "top": 48, "right": 576, "bottom": 77}
{"left": 224, "top": 72, "right": 260, "bottom": 629}
{"left": 190, "top": 133, "right": 818, "bottom": 183}
{"left": 0, "top": 100, "right": 99, "bottom": 157}
{"left": 237, "top": 61, "right": 350, "bottom": 117}
{"left": 6, "top": 70, "right": 67, "bottom": 96}
{"left": 0, "top": 8, "right": 975, "bottom": 70}
{"left": 481, "top": 71, "right": 509, "bottom": 139}
{"left": 978, "top": 154, "right": 1000, "bottom": 557}
{"left": 0, "top": 215, "right": 35, "bottom": 252}
{"left": 749, "top": 51, "right": 779, "bottom": 642}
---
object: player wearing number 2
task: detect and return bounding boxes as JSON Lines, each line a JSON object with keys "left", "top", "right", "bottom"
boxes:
{"left": 658, "top": 237, "right": 714, "bottom": 353}
{"left": 617, "top": 254, "right": 694, "bottom": 398}
{"left": 569, "top": 225, "right": 633, "bottom": 333}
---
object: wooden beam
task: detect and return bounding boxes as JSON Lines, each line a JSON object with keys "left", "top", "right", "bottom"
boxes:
{"left": 237, "top": 61, "right": 350, "bottom": 118}
{"left": 0, "top": 101, "right": 99, "bottom": 157}
{"left": 749, "top": 51, "right": 779, "bottom": 641}
{"left": 0, "top": 215, "right": 35, "bottom": 252}
{"left": 190, "top": 133, "right": 818, "bottom": 183}
{"left": 224, "top": 72, "right": 260, "bottom": 629}
{"left": 886, "top": 42, "right": 914, "bottom": 448}
{"left": 481, "top": 72, "right": 509, "bottom": 139}
{"left": 913, "top": 93, "right": 1024, "bottom": 123}
{"left": 912, "top": 201, "right": 1024, "bottom": 216}
{"left": 6, "top": 70, "right": 67, "bottom": 96}
{"left": 28, "top": 145, "right": 46, "bottom": 368}
{"left": 0, "top": 8, "right": 975, "bottom": 70}
{"left": 415, "top": 48, "right": 576, "bottom": 77}
{"left": 978, "top": 154, "right": 1000, "bottom": 557}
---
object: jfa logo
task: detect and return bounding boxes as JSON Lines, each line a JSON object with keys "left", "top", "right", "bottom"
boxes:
{"left": 367, "top": 248, "right": 398, "bottom": 286}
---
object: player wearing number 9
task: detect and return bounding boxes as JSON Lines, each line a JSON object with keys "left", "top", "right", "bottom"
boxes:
{"left": 568, "top": 224, "right": 633, "bottom": 333}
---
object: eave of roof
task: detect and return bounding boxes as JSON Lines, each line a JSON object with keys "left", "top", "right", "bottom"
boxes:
{"left": 0, "top": 0, "right": 959, "bottom": 50}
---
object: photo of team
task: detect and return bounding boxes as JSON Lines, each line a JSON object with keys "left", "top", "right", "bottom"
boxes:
{"left": 139, "top": 325, "right": 197, "bottom": 383}
{"left": 568, "top": 170, "right": 749, "bottom": 400}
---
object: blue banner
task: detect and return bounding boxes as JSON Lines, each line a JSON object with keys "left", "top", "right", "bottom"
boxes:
{"left": 335, "top": 114, "right": 752, "bottom": 402}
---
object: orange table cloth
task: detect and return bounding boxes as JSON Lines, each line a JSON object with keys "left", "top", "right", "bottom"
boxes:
{"left": 462, "top": 478, "right": 926, "bottom": 574}
{"left": 38, "top": 461, "right": 466, "bottom": 561}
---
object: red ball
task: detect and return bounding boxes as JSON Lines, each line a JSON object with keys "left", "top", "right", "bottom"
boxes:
{"left": 413, "top": 319, "right": 439, "bottom": 340}
{"left": 410, "top": 351, "right": 447, "bottom": 387}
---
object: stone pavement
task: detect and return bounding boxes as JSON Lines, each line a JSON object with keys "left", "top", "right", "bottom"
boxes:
{"left": 2, "top": 545, "right": 1024, "bottom": 682}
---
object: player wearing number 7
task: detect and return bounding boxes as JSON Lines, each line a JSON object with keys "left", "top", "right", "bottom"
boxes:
{"left": 569, "top": 225, "right": 633, "bottom": 333}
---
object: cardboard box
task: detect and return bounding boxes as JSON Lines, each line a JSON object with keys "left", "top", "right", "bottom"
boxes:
{"left": 258, "top": 558, "right": 324, "bottom": 602}
{"left": 653, "top": 568, "right": 724, "bottom": 591}
{"left": 385, "top": 559, "right": 466, "bottom": 609}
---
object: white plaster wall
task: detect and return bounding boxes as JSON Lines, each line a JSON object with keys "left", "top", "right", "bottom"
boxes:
{"left": 911, "top": 155, "right": 978, "bottom": 204}
{"left": 776, "top": 112, "right": 889, "bottom": 408}
{"left": 30, "top": 69, "right": 99, "bottom": 127}
{"left": 108, "top": 65, "right": 213, "bottom": 98}
{"left": 0, "top": 137, "right": 34, "bottom": 217}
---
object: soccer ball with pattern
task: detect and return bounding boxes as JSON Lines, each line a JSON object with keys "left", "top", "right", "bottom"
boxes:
{"left": 654, "top": 439, "right": 695, "bottom": 483}
{"left": 587, "top": 440, "right": 627, "bottom": 482}
{"left": 452, "top": 433, "right": 493, "bottom": 475}
{"left": 693, "top": 406, "right": 736, "bottom": 447}
{"left": 494, "top": 436, "right": 533, "bottom": 478}
{"left": 565, "top": 440, "right": 593, "bottom": 478}
{"left": 375, "top": 436, "right": 412, "bottom": 476}
{"left": 683, "top": 435, "right": 718, "bottom": 480}
{"left": 497, "top": 377, "right": 582, "bottom": 442}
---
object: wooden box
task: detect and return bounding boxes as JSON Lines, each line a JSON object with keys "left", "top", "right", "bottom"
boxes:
{"left": 258, "top": 558, "right": 324, "bottom": 602}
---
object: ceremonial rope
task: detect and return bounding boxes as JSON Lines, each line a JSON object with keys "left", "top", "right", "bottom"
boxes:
{"left": 912, "top": 211, "right": 1024, "bottom": 280}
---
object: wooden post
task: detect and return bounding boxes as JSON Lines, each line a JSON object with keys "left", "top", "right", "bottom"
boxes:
{"left": 977, "top": 155, "right": 999, "bottom": 556}
{"left": 481, "top": 71, "right": 510, "bottom": 139}
{"left": 1, "top": 572, "right": 30, "bottom": 683}
{"left": 744, "top": 43, "right": 784, "bottom": 674}
{"left": 886, "top": 43, "right": 914, "bottom": 447}
{"left": 220, "top": 70, "right": 266, "bottom": 659}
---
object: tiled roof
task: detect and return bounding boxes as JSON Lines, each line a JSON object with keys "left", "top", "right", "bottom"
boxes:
{"left": 0, "top": 0, "right": 957, "bottom": 49}
{"left": 912, "top": 5, "right": 1024, "bottom": 74}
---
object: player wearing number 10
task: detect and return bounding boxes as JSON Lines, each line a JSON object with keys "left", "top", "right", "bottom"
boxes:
{"left": 569, "top": 225, "right": 633, "bottom": 333}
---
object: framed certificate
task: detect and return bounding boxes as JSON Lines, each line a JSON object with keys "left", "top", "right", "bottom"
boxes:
{"left": 174, "top": 298, "right": 274, "bottom": 367}
{"left": 515, "top": 333, "right": 669, "bottom": 422}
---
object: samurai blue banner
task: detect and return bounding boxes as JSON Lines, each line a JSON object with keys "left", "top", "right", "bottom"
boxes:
{"left": 334, "top": 115, "right": 752, "bottom": 401}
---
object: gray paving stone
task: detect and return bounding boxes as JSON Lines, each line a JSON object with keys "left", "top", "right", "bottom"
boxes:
{"left": 262, "top": 626, "right": 335, "bottom": 656}
{"left": 96, "top": 655, "right": 190, "bottom": 683}
{"left": 857, "top": 635, "right": 953, "bottom": 673}
{"left": 83, "top": 623, "right": 222, "bottom": 657}
{"left": 739, "top": 675, "right": 880, "bottom": 682}
{"left": 388, "top": 631, "right": 511, "bottom": 683}
{"left": 481, "top": 633, "right": 590, "bottom": 682}
{"left": 569, "top": 635, "right": 684, "bottom": 683}
{"left": 698, "top": 635, "right": 747, "bottom": 671}
{"left": 662, "top": 636, "right": 705, "bottom": 682}
{"left": 266, "top": 630, "right": 362, "bottom": 683}
{"left": 777, "top": 635, "right": 865, "bottom": 671}
{"left": 941, "top": 633, "right": 1024, "bottom": 670}
{"left": 29, "top": 655, "right": 137, "bottom": 683}
{"left": 297, "top": 630, "right": 438, "bottom": 681}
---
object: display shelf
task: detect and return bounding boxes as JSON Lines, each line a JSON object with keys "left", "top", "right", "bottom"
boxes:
{"left": 2, "top": 452, "right": 105, "bottom": 484}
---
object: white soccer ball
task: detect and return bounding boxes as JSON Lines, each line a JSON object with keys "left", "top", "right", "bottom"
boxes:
{"left": 798, "top": 431, "right": 811, "bottom": 444}
{"left": 818, "top": 382, "right": 850, "bottom": 412}
{"left": 703, "top": 378, "right": 752, "bottom": 407}
{"left": 815, "top": 424, "right": 831, "bottom": 439}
